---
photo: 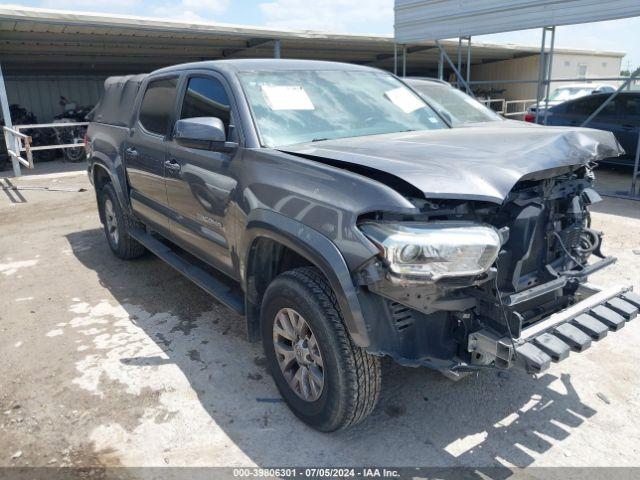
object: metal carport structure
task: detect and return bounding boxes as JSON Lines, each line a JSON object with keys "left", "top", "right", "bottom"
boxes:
{"left": 394, "top": 0, "right": 640, "bottom": 198}
{"left": 0, "top": 5, "right": 632, "bottom": 176}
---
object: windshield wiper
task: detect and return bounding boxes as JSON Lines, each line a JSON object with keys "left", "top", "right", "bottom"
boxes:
{"left": 311, "top": 137, "right": 329, "bottom": 142}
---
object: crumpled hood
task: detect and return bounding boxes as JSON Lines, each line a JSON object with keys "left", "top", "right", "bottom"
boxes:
{"left": 280, "top": 125, "right": 623, "bottom": 204}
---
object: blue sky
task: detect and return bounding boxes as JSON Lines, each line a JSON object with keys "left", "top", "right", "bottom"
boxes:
{"left": 6, "top": 0, "right": 640, "bottom": 70}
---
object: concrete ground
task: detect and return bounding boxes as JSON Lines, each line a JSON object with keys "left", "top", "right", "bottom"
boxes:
{"left": 1, "top": 162, "right": 640, "bottom": 475}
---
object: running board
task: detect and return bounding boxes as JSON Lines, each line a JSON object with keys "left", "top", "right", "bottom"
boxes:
{"left": 129, "top": 228, "right": 245, "bottom": 314}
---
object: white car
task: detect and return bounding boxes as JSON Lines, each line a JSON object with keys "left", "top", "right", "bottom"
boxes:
{"left": 525, "top": 83, "right": 616, "bottom": 121}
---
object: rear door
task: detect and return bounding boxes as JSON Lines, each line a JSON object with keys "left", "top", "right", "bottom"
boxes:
{"left": 125, "top": 75, "right": 179, "bottom": 233}
{"left": 564, "top": 95, "right": 617, "bottom": 129}
{"left": 165, "top": 72, "right": 240, "bottom": 277}
{"left": 617, "top": 94, "right": 640, "bottom": 157}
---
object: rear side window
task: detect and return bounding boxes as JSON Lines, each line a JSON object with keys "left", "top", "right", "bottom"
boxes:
{"left": 138, "top": 77, "right": 178, "bottom": 135}
{"left": 622, "top": 96, "right": 640, "bottom": 120}
{"left": 568, "top": 96, "right": 616, "bottom": 117}
{"left": 180, "top": 77, "right": 231, "bottom": 134}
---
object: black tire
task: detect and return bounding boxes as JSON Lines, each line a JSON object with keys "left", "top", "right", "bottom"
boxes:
{"left": 261, "top": 267, "right": 381, "bottom": 431}
{"left": 98, "top": 183, "right": 146, "bottom": 260}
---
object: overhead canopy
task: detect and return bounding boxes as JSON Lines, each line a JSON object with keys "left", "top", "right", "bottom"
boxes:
{"left": 0, "top": 6, "right": 624, "bottom": 76}
{"left": 395, "top": 0, "right": 640, "bottom": 43}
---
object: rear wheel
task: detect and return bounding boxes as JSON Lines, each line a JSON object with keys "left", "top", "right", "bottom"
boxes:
{"left": 98, "top": 183, "right": 146, "bottom": 260}
{"left": 261, "top": 267, "right": 381, "bottom": 431}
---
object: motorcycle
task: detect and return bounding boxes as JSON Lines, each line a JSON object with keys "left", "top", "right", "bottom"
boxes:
{"left": 53, "top": 97, "right": 93, "bottom": 163}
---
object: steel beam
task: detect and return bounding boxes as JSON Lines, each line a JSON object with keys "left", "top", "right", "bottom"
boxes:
{"left": 457, "top": 37, "right": 462, "bottom": 87}
{"left": 394, "top": 43, "right": 397, "bottom": 75}
{"left": 402, "top": 45, "right": 407, "bottom": 77}
{"left": 274, "top": 39, "right": 281, "bottom": 59}
{"left": 534, "top": 27, "right": 548, "bottom": 124}
{"left": 435, "top": 41, "right": 472, "bottom": 95}
{"left": 0, "top": 61, "right": 20, "bottom": 177}
{"left": 542, "top": 27, "right": 556, "bottom": 125}
{"left": 466, "top": 36, "right": 471, "bottom": 88}
{"left": 632, "top": 129, "right": 640, "bottom": 196}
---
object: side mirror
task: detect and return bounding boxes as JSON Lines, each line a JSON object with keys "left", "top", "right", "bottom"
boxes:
{"left": 174, "top": 117, "right": 233, "bottom": 150}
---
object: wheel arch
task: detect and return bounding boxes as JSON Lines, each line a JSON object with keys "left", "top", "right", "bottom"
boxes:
{"left": 89, "top": 158, "right": 131, "bottom": 221}
{"left": 243, "top": 209, "right": 371, "bottom": 348}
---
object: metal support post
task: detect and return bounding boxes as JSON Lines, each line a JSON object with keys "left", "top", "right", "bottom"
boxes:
{"left": 438, "top": 48, "right": 444, "bottom": 80}
{"left": 534, "top": 27, "right": 548, "bottom": 124}
{"left": 466, "top": 36, "right": 472, "bottom": 89}
{"left": 394, "top": 43, "right": 398, "bottom": 75}
{"left": 542, "top": 27, "right": 556, "bottom": 125}
{"left": 0, "top": 61, "right": 20, "bottom": 177}
{"left": 632, "top": 129, "right": 640, "bottom": 196}
{"left": 457, "top": 37, "right": 462, "bottom": 88}
{"left": 402, "top": 45, "right": 407, "bottom": 77}
{"left": 274, "top": 39, "right": 281, "bottom": 59}
{"left": 435, "top": 41, "right": 472, "bottom": 95}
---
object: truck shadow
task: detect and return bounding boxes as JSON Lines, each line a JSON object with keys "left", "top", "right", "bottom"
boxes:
{"left": 66, "top": 228, "right": 600, "bottom": 476}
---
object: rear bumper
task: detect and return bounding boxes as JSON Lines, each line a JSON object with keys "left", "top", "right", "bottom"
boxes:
{"left": 468, "top": 284, "right": 640, "bottom": 373}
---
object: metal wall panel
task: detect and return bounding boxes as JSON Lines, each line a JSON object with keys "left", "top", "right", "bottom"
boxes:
{"left": 4, "top": 76, "right": 104, "bottom": 123}
{"left": 395, "top": 0, "right": 640, "bottom": 42}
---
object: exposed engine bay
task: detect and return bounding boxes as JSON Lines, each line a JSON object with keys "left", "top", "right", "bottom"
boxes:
{"left": 354, "top": 164, "right": 636, "bottom": 373}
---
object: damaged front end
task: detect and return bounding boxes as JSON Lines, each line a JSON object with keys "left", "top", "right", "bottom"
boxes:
{"left": 355, "top": 165, "right": 638, "bottom": 374}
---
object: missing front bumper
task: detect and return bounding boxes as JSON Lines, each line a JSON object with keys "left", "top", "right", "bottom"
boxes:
{"left": 468, "top": 284, "right": 640, "bottom": 373}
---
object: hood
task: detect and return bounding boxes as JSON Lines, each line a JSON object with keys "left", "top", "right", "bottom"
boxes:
{"left": 280, "top": 125, "right": 623, "bottom": 204}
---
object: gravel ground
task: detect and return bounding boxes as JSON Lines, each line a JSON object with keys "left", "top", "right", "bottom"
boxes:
{"left": 1, "top": 163, "right": 639, "bottom": 476}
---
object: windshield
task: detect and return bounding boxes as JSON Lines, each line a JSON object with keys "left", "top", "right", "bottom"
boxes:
{"left": 549, "top": 87, "right": 593, "bottom": 101}
{"left": 238, "top": 70, "right": 447, "bottom": 147}
{"left": 408, "top": 81, "right": 502, "bottom": 125}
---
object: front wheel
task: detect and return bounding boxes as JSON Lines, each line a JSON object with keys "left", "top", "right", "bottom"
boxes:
{"left": 261, "top": 267, "right": 381, "bottom": 431}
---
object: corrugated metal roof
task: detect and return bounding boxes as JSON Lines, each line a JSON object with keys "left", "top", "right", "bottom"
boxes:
{"left": 395, "top": 0, "right": 640, "bottom": 42}
{"left": 0, "top": 6, "right": 625, "bottom": 76}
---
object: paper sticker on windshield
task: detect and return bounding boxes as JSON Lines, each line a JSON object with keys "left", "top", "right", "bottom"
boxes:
{"left": 385, "top": 87, "right": 424, "bottom": 113}
{"left": 261, "top": 85, "right": 315, "bottom": 110}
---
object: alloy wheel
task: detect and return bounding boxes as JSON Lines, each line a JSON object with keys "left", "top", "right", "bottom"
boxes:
{"left": 272, "top": 307, "right": 324, "bottom": 402}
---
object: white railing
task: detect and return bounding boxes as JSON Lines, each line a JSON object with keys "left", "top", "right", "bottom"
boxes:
{"left": 3, "top": 125, "right": 33, "bottom": 170}
{"left": 2, "top": 122, "right": 88, "bottom": 175}
{"left": 479, "top": 98, "right": 537, "bottom": 117}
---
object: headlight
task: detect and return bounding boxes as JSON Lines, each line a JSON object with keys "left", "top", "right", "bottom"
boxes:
{"left": 360, "top": 222, "right": 501, "bottom": 280}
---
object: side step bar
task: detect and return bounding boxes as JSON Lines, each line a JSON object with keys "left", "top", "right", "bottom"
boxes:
{"left": 469, "top": 284, "right": 637, "bottom": 373}
{"left": 129, "top": 228, "right": 245, "bottom": 314}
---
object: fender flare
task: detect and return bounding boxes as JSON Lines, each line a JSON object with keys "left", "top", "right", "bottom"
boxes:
{"left": 88, "top": 153, "right": 131, "bottom": 213}
{"left": 244, "top": 209, "right": 371, "bottom": 347}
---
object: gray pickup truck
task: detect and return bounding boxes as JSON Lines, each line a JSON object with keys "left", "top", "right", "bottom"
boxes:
{"left": 86, "top": 59, "right": 639, "bottom": 432}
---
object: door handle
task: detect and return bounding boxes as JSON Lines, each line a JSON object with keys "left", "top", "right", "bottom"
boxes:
{"left": 164, "top": 159, "right": 181, "bottom": 173}
{"left": 124, "top": 147, "right": 138, "bottom": 159}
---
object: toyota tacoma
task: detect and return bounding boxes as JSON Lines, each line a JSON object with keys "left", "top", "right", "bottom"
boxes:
{"left": 85, "top": 59, "right": 638, "bottom": 432}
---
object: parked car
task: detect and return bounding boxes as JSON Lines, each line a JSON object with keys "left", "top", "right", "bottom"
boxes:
{"left": 404, "top": 77, "right": 506, "bottom": 126}
{"left": 525, "top": 83, "right": 616, "bottom": 122}
{"left": 86, "top": 60, "right": 637, "bottom": 432}
{"left": 540, "top": 92, "right": 639, "bottom": 166}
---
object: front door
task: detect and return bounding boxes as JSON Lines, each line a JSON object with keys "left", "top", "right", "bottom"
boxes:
{"left": 166, "top": 74, "right": 240, "bottom": 278}
{"left": 125, "top": 76, "right": 179, "bottom": 233}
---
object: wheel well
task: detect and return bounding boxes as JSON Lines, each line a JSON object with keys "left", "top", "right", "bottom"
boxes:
{"left": 93, "top": 165, "right": 111, "bottom": 191}
{"left": 245, "top": 237, "right": 314, "bottom": 341}
{"left": 93, "top": 165, "right": 111, "bottom": 223}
